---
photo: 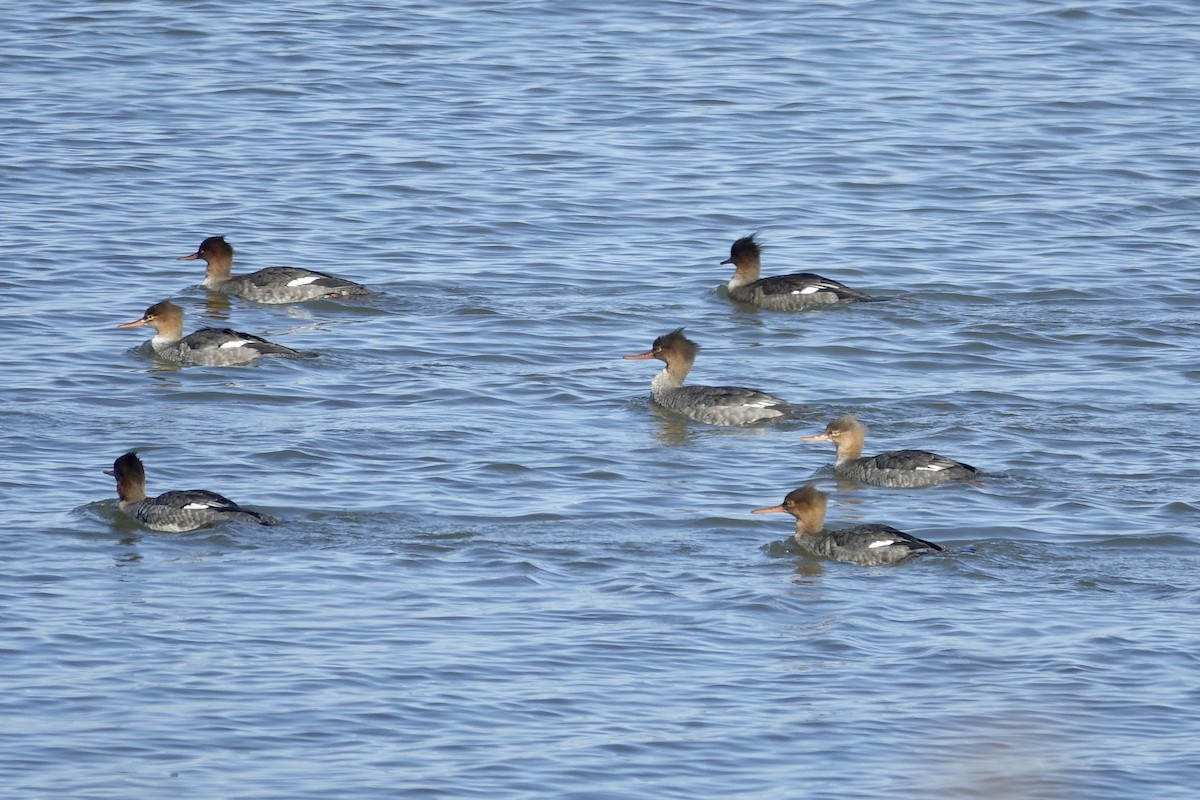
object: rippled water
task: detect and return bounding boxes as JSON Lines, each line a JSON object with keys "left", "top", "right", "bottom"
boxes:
{"left": 3, "top": 1, "right": 1199, "bottom": 797}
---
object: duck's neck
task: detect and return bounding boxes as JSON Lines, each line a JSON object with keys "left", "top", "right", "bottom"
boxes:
{"left": 834, "top": 436, "right": 864, "bottom": 464}
{"left": 203, "top": 255, "right": 234, "bottom": 283}
{"left": 793, "top": 503, "right": 826, "bottom": 537}
{"left": 651, "top": 367, "right": 683, "bottom": 394}
{"left": 651, "top": 356, "right": 693, "bottom": 393}
{"left": 117, "top": 479, "right": 147, "bottom": 505}
{"left": 727, "top": 260, "right": 761, "bottom": 291}
{"left": 149, "top": 319, "right": 184, "bottom": 348}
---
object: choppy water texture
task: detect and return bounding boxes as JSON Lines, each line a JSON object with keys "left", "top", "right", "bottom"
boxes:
{"left": 3, "top": 1, "right": 1199, "bottom": 797}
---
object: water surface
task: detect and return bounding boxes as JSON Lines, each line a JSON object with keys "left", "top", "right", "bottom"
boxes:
{"left": 3, "top": 1, "right": 1199, "bottom": 797}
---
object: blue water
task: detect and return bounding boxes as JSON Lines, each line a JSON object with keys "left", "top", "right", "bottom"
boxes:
{"left": 3, "top": 1, "right": 1199, "bottom": 797}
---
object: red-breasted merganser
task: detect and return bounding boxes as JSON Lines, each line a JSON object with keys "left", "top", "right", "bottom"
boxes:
{"left": 752, "top": 485, "right": 943, "bottom": 565}
{"left": 722, "top": 233, "right": 874, "bottom": 309}
{"left": 117, "top": 298, "right": 303, "bottom": 366}
{"left": 179, "top": 235, "right": 371, "bottom": 304}
{"left": 802, "top": 416, "right": 983, "bottom": 488}
{"left": 623, "top": 328, "right": 795, "bottom": 425}
{"left": 107, "top": 451, "right": 278, "bottom": 532}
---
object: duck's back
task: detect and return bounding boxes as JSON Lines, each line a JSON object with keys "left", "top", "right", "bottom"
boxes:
{"left": 654, "top": 384, "right": 791, "bottom": 425}
{"left": 732, "top": 272, "right": 873, "bottom": 310}
{"left": 802, "top": 523, "right": 943, "bottom": 565}
{"left": 838, "top": 449, "right": 983, "bottom": 487}
{"left": 168, "top": 327, "right": 300, "bottom": 365}
{"left": 226, "top": 267, "right": 369, "bottom": 304}
{"left": 130, "top": 489, "right": 279, "bottom": 532}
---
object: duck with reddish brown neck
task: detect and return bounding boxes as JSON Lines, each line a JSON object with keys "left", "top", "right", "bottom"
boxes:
{"left": 753, "top": 485, "right": 943, "bottom": 566}
{"left": 107, "top": 451, "right": 278, "bottom": 533}
{"left": 802, "top": 415, "right": 984, "bottom": 488}
{"left": 623, "top": 328, "right": 796, "bottom": 425}
{"left": 721, "top": 233, "right": 876, "bottom": 310}
{"left": 117, "top": 298, "right": 303, "bottom": 366}
{"left": 179, "top": 235, "right": 371, "bottom": 304}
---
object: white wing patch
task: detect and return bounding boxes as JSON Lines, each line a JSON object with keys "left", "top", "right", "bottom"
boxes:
{"left": 220, "top": 339, "right": 252, "bottom": 349}
{"left": 917, "top": 463, "right": 950, "bottom": 471}
{"left": 183, "top": 501, "right": 218, "bottom": 510}
{"left": 792, "top": 286, "right": 821, "bottom": 295}
{"left": 867, "top": 539, "right": 897, "bottom": 549}
{"left": 286, "top": 275, "right": 321, "bottom": 287}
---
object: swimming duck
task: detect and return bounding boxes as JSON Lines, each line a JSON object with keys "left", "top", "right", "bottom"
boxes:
{"left": 623, "top": 328, "right": 794, "bottom": 425}
{"left": 107, "top": 451, "right": 278, "bottom": 532}
{"left": 752, "top": 485, "right": 943, "bottom": 565}
{"left": 117, "top": 299, "right": 303, "bottom": 366}
{"left": 722, "top": 233, "right": 874, "bottom": 309}
{"left": 802, "top": 415, "right": 983, "bottom": 488}
{"left": 179, "top": 235, "right": 370, "bottom": 304}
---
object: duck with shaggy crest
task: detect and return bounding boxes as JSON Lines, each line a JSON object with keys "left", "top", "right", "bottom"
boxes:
{"left": 117, "top": 298, "right": 303, "bottom": 366}
{"left": 753, "top": 485, "right": 943, "bottom": 565}
{"left": 179, "top": 235, "right": 371, "bottom": 304}
{"left": 802, "top": 415, "right": 983, "bottom": 488}
{"left": 623, "top": 328, "right": 795, "bottom": 425}
{"left": 721, "top": 233, "right": 874, "bottom": 310}
{"left": 107, "top": 451, "right": 278, "bottom": 532}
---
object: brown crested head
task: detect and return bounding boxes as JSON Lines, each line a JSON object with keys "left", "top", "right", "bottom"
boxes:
{"left": 783, "top": 485, "right": 828, "bottom": 534}
{"left": 721, "top": 233, "right": 762, "bottom": 266}
{"left": 650, "top": 327, "right": 697, "bottom": 365}
{"left": 179, "top": 235, "right": 233, "bottom": 264}
{"left": 801, "top": 415, "right": 867, "bottom": 462}
{"left": 752, "top": 484, "right": 828, "bottom": 534}
{"left": 824, "top": 415, "right": 866, "bottom": 441}
{"left": 782, "top": 485, "right": 827, "bottom": 515}
{"left": 108, "top": 450, "right": 148, "bottom": 503}
{"left": 624, "top": 327, "right": 697, "bottom": 365}
{"left": 117, "top": 298, "right": 183, "bottom": 331}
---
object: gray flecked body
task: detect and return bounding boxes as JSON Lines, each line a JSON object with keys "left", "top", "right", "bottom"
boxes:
{"left": 152, "top": 327, "right": 302, "bottom": 366}
{"left": 835, "top": 449, "right": 984, "bottom": 488}
{"left": 208, "top": 268, "right": 371, "bottom": 304}
{"left": 796, "top": 523, "right": 944, "bottom": 565}
{"left": 729, "top": 272, "right": 874, "bottom": 310}
{"left": 651, "top": 380, "right": 792, "bottom": 426}
{"left": 123, "top": 490, "right": 279, "bottom": 532}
